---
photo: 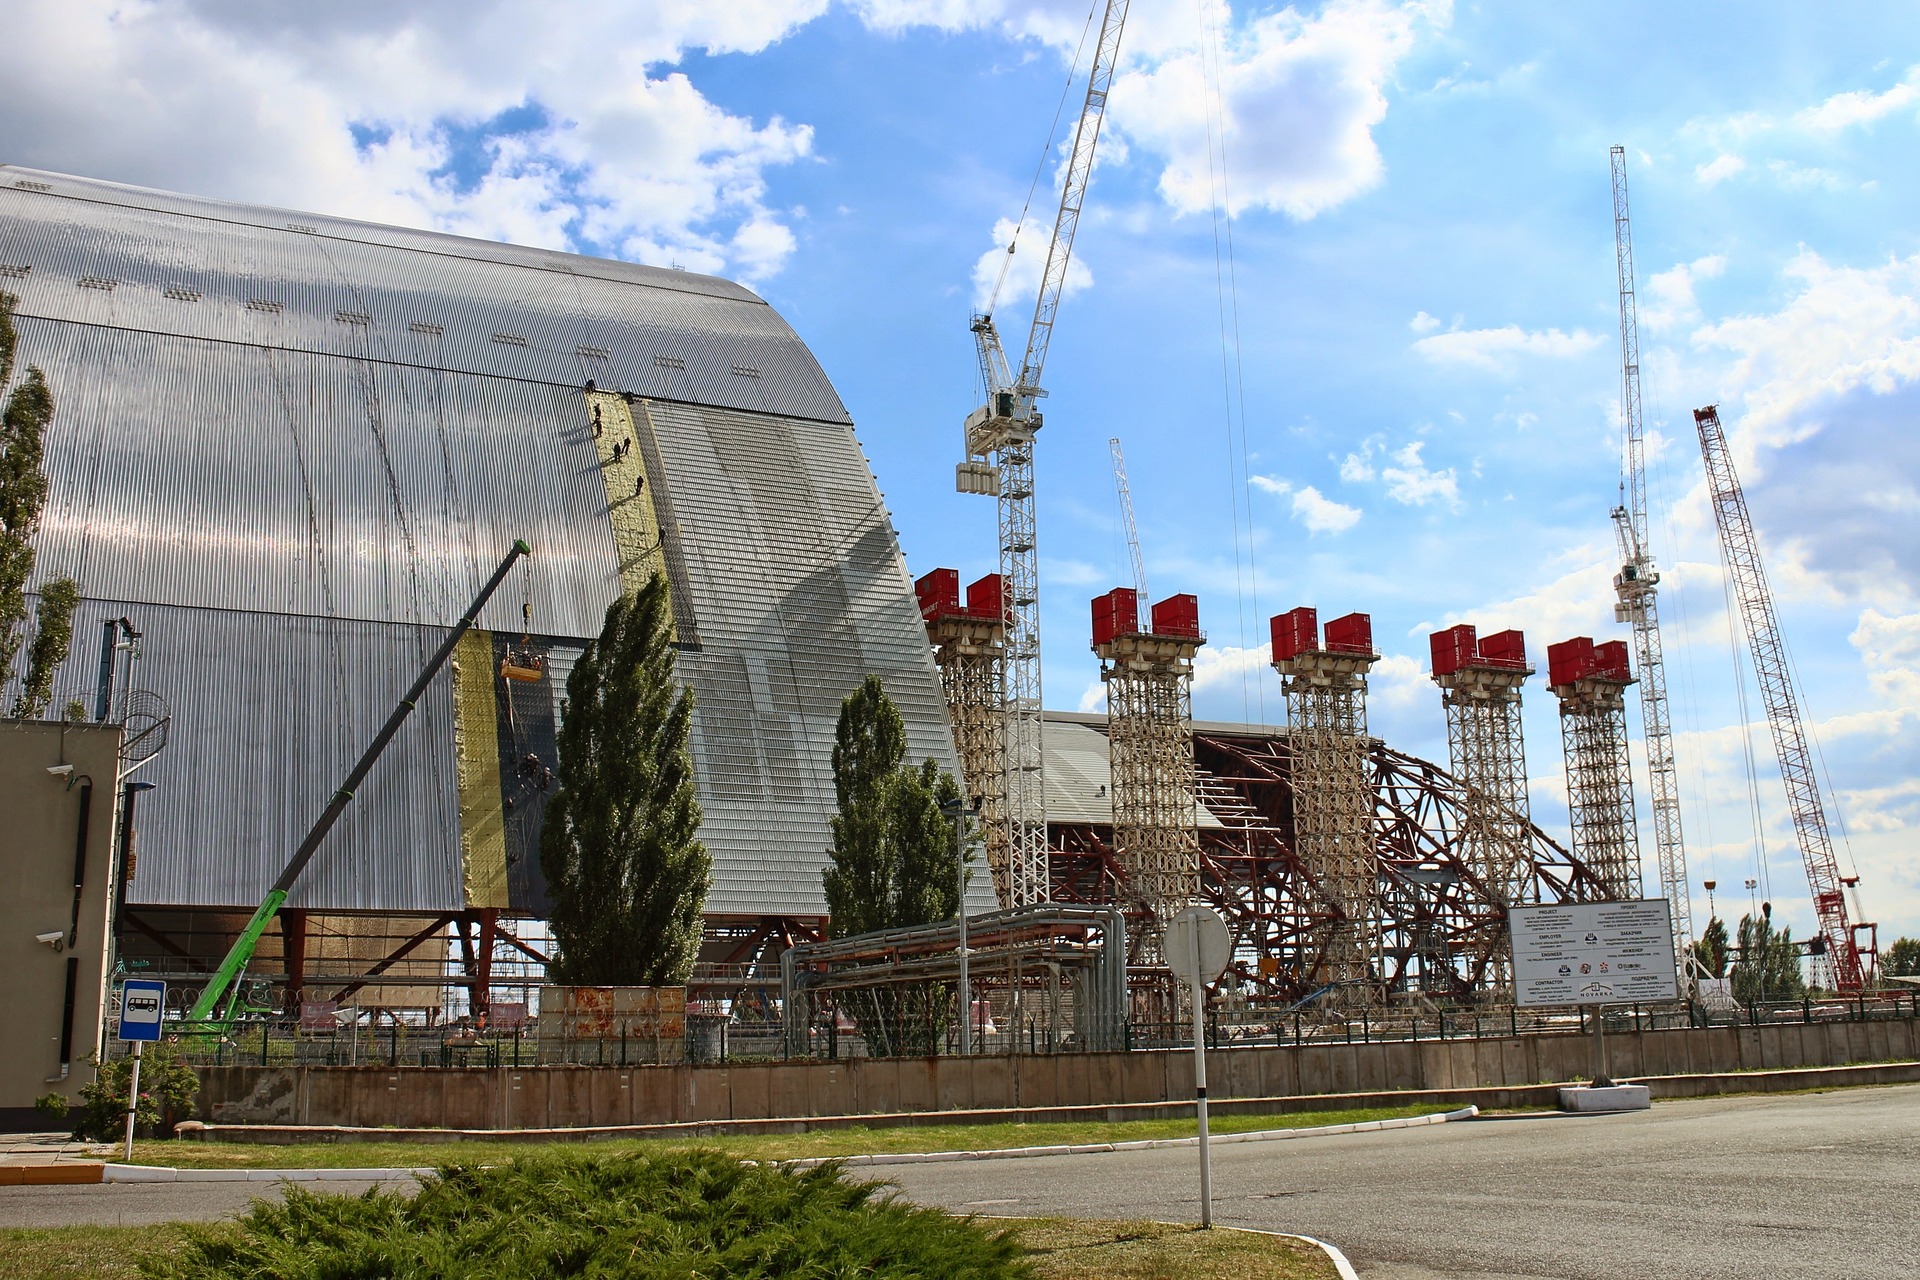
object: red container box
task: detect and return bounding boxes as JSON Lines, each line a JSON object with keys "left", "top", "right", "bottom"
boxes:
{"left": 1151, "top": 593, "right": 1201, "bottom": 639}
{"left": 1323, "top": 611, "right": 1373, "bottom": 655}
{"left": 1092, "top": 587, "right": 1139, "bottom": 647}
{"left": 1547, "top": 636, "right": 1595, "bottom": 687}
{"left": 1595, "top": 639, "right": 1632, "bottom": 682}
{"left": 915, "top": 568, "right": 959, "bottom": 621}
{"left": 1430, "top": 624, "right": 1477, "bottom": 676}
{"left": 1270, "top": 607, "right": 1318, "bottom": 662}
{"left": 1479, "top": 628, "right": 1528, "bottom": 670}
{"left": 966, "top": 573, "right": 1005, "bottom": 621}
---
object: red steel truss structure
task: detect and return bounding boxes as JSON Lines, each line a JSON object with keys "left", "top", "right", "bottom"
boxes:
{"left": 1046, "top": 721, "right": 1610, "bottom": 1003}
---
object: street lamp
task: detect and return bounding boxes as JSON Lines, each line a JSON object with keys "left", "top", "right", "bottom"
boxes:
{"left": 939, "top": 797, "right": 978, "bottom": 1054}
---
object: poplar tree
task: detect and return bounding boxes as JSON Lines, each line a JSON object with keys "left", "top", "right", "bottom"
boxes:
{"left": 1, "top": 290, "right": 79, "bottom": 708}
{"left": 822, "top": 675, "right": 964, "bottom": 1055}
{"left": 541, "top": 572, "right": 710, "bottom": 985}
{"left": 1730, "top": 911, "right": 1807, "bottom": 1003}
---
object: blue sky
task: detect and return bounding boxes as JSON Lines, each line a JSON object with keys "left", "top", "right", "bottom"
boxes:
{"left": 4, "top": 1, "right": 1917, "bottom": 947}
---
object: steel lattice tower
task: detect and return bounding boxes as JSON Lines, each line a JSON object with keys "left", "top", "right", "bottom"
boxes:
{"left": 1548, "top": 638, "right": 1641, "bottom": 901}
{"left": 1695, "top": 405, "right": 1871, "bottom": 990}
{"left": 915, "top": 571, "right": 1011, "bottom": 903}
{"left": 1094, "top": 589, "right": 1203, "bottom": 956}
{"left": 1609, "top": 145, "right": 1694, "bottom": 978}
{"left": 1272, "top": 608, "right": 1381, "bottom": 1001}
{"left": 1430, "top": 626, "right": 1533, "bottom": 992}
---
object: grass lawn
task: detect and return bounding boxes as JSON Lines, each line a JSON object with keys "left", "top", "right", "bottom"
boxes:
{"left": 0, "top": 1217, "right": 1335, "bottom": 1280}
{"left": 124, "top": 1103, "right": 1438, "bottom": 1169}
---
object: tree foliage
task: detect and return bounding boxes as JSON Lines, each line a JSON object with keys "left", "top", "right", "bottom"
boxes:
{"left": 12, "top": 572, "right": 78, "bottom": 718}
{"left": 69, "top": 1042, "right": 200, "bottom": 1141}
{"left": 1691, "top": 916, "right": 1730, "bottom": 980}
{"left": 541, "top": 573, "right": 710, "bottom": 986}
{"left": 1, "top": 290, "right": 78, "bottom": 712}
{"left": 1730, "top": 911, "right": 1806, "bottom": 1003}
{"left": 821, "top": 675, "right": 965, "bottom": 1056}
{"left": 1883, "top": 936, "right": 1920, "bottom": 978}
{"left": 1, "top": 290, "right": 66, "bottom": 689}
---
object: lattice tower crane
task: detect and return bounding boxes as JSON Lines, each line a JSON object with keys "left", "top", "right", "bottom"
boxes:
{"left": 1607, "top": 146, "right": 1694, "bottom": 976}
{"left": 956, "top": 0, "right": 1131, "bottom": 908}
{"left": 1694, "top": 405, "right": 1873, "bottom": 991}
{"left": 1109, "top": 437, "right": 1150, "bottom": 601}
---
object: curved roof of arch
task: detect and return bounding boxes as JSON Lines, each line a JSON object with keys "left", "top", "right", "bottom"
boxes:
{"left": 0, "top": 166, "right": 963, "bottom": 921}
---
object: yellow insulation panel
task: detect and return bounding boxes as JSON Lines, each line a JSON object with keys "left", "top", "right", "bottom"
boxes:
{"left": 588, "top": 389, "right": 675, "bottom": 637}
{"left": 451, "top": 628, "right": 510, "bottom": 909}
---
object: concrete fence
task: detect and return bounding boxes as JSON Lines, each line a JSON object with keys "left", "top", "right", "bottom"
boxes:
{"left": 193, "top": 1015, "right": 1919, "bottom": 1132}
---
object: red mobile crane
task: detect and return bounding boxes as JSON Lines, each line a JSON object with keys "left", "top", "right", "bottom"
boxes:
{"left": 1694, "top": 406, "right": 1876, "bottom": 990}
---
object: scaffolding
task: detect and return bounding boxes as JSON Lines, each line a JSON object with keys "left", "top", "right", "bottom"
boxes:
{"left": 915, "top": 570, "right": 1012, "bottom": 905}
{"left": 1271, "top": 608, "right": 1382, "bottom": 1003}
{"left": 1092, "top": 589, "right": 1204, "bottom": 958}
{"left": 1430, "top": 625, "right": 1534, "bottom": 994}
{"left": 1548, "top": 637, "right": 1641, "bottom": 901}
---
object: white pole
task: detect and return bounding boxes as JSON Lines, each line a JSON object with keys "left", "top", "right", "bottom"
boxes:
{"left": 1190, "top": 930, "right": 1212, "bottom": 1228}
{"left": 123, "top": 1040, "right": 143, "bottom": 1162}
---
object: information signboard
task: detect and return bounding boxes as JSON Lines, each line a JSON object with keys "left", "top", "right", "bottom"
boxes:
{"left": 1510, "top": 900, "right": 1677, "bottom": 1007}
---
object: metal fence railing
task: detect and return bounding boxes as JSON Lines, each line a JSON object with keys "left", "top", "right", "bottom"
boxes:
{"left": 105, "top": 991, "right": 1920, "bottom": 1069}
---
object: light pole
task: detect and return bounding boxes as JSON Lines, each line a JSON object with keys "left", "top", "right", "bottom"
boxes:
{"left": 941, "top": 798, "right": 975, "bottom": 1054}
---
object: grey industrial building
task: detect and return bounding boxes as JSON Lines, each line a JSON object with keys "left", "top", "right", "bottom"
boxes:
{"left": 0, "top": 165, "right": 964, "bottom": 996}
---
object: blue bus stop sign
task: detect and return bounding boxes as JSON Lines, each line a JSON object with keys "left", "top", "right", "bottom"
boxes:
{"left": 118, "top": 979, "right": 166, "bottom": 1042}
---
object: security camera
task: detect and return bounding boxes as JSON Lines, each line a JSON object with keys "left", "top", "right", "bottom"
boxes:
{"left": 46, "top": 763, "right": 73, "bottom": 777}
{"left": 35, "top": 931, "right": 65, "bottom": 951}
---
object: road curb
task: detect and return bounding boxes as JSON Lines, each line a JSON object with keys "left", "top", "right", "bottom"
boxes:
{"left": 103, "top": 1164, "right": 431, "bottom": 1183}
{"left": 783, "top": 1104, "right": 1479, "bottom": 1168}
{"left": 98, "top": 1105, "right": 1478, "bottom": 1182}
{"left": 1232, "top": 1227, "right": 1361, "bottom": 1280}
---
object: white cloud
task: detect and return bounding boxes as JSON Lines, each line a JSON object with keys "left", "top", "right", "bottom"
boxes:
{"left": 973, "top": 215, "right": 1095, "bottom": 311}
{"left": 1108, "top": 0, "right": 1448, "bottom": 220}
{"left": 1339, "top": 450, "right": 1376, "bottom": 483}
{"left": 1851, "top": 609, "right": 1920, "bottom": 716}
{"left": 1379, "top": 441, "right": 1458, "bottom": 508}
{"left": 1694, "top": 153, "right": 1747, "bottom": 185}
{"left": 1412, "top": 323, "right": 1603, "bottom": 375}
{"left": 1641, "top": 254, "right": 1726, "bottom": 331}
{"left": 1691, "top": 250, "right": 1920, "bottom": 453}
{"left": 0, "top": 1, "right": 824, "bottom": 281}
{"left": 1250, "top": 475, "right": 1363, "bottom": 533}
{"left": 1191, "top": 641, "right": 1273, "bottom": 693}
{"left": 1077, "top": 678, "right": 1108, "bottom": 713}
{"left": 1794, "top": 66, "right": 1920, "bottom": 131}
{"left": 1409, "top": 309, "right": 1442, "bottom": 334}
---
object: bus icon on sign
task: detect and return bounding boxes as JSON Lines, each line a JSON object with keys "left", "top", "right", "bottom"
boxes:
{"left": 117, "top": 979, "right": 167, "bottom": 1042}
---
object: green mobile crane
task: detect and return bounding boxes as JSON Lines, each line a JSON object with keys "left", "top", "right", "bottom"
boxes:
{"left": 180, "top": 540, "right": 533, "bottom": 1033}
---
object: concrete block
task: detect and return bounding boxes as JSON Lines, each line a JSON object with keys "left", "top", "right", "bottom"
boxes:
{"left": 766, "top": 1063, "right": 811, "bottom": 1121}
{"left": 1557, "top": 1084, "right": 1651, "bottom": 1112}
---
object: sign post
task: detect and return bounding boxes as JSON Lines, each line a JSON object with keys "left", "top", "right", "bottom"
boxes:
{"left": 1165, "top": 905, "right": 1232, "bottom": 1228}
{"left": 116, "top": 979, "right": 166, "bottom": 1162}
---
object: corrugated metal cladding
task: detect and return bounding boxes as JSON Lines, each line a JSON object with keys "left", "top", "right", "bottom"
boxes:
{"left": 0, "top": 167, "right": 955, "bottom": 919}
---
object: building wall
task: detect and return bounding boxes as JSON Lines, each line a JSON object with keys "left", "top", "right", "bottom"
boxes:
{"left": 0, "top": 719, "right": 122, "bottom": 1127}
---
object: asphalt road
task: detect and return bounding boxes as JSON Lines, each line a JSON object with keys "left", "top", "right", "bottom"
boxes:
{"left": 3, "top": 1087, "right": 1915, "bottom": 1278}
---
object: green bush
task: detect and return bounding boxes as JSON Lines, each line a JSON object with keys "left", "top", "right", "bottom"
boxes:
{"left": 73, "top": 1043, "right": 199, "bottom": 1142}
{"left": 33, "top": 1091, "right": 69, "bottom": 1125}
{"left": 146, "top": 1149, "right": 1031, "bottom": 1279}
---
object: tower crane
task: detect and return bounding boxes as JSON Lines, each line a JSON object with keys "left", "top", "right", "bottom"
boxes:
{"left": 1109, "top": 437, "right": 1150, "bottom": 602}
{"left": 957, "top": 0, "right": 1131, "bottom": 908}
{"left": 1694, "top": 405, "right": 1874, "bottom": 991}
{"left": 1607, "top": 146, "right": 1693, "bottom": 976}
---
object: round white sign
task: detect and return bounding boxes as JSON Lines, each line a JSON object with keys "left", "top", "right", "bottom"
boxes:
{"left": 1165, "top": 905, "right": 1232, "bottom": 984}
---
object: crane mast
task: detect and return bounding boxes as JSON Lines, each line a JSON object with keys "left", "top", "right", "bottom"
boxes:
{"left": 1693, "top": 406, "right": 1870, "bottom": 991}
{"left": 958, "top": 0, "right": 1131, "bottom": 908}
{"left": 1607, "top": 146, "right": 1693, "bottom": 978}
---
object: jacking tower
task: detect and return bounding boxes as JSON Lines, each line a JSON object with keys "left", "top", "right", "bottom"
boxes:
{"left": 1271, "top": 607, "right": 1382, "bottom": 1002}
{"left": 1430, "top": 625, "right": 1534, "bottom": 992}
{"left": 915, "top": 570, "right": 1012, "bottom": 905}
{"left": 1548, "top": 637, "right": 1641, "bottom": 901}
{"left": 1092, "top": 588, "right": 1204, "bottom": 956}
